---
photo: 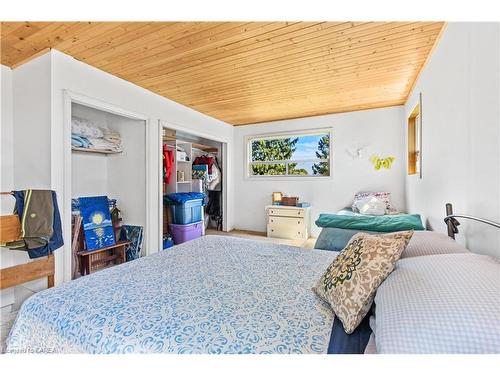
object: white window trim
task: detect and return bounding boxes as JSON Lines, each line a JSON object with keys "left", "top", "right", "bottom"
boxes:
{"left": 244, "top": 128, "right": 333, "bottom": 180}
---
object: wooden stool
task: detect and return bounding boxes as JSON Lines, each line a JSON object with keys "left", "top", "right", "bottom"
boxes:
{"left": 77, "top": 240, "right": 131, "bottom": 276}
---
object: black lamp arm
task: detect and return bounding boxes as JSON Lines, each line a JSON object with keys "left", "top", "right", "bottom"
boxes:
{"left": 444, "top": 203, "right": 500, "bottom": 239}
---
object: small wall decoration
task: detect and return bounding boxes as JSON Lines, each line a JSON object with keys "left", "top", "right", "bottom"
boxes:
{"left": 370, "top": 155, "right": 396, "bottom": 170}
{"left": 346, "top": 143, "right": 370, "bottom": 159}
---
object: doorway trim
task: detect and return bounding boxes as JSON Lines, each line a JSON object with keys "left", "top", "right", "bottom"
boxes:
{"left": 61, "top": 90, "right": 151, "bottom": 283}
{"left": 158, "top": 120, "right": 229, "bottom": 249}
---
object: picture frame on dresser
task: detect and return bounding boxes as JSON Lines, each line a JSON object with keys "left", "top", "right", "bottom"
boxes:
{"left": 272, "top": 192, "right": 283, "bottom": 205}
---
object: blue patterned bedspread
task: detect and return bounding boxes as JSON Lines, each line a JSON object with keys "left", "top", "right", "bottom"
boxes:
{"left": 6, "top": 236, "right": 336, "bottom": 354}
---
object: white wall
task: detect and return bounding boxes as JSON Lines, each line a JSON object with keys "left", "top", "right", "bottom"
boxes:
{"left": 13, "top": 53, "right": 52, "bottom": 189}
{"left": 1, "top": 65, "right": 14, "bottom": 206}
{"left": 72, "top": 152, "right": 108, "bottom": 197}
{"left": 1, "top": 65, "right": 15, "bottom": 308}
{"left": 233, "top": 106, "right": 406, "bottom": 236}
{"left": 71, "top": 104, "right": 110, "bottom": 197}
{"left": 405, "top": 23, "right": 500, "bottom": 258}
{"left": 106, "top": 116, "right": 146, "bottom": 228}
{"left": 1, "top": 56, "right": 54, "bottom": 306}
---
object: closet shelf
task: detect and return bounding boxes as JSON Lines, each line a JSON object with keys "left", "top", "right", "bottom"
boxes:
{"left": 177, "top": 181, "right": 192, "bottom": 184}
{"left": 72, "top": 147, "right": 122, "bottom": 155}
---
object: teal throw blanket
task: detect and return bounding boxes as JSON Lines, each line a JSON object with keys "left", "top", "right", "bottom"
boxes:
{"left": 315, "top": 213, "right": 424, "bottom": 232}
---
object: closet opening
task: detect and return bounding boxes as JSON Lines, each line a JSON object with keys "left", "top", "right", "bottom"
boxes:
{"left": 68, "top": 100, "right": 147, "bottom": 280}
{"left": 161, "top": 125, "right": 225, "bottom": 249}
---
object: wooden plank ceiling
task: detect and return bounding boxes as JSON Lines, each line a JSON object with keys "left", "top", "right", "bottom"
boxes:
{"left": 1, "top": 22, "right": 445, "bottom": 125}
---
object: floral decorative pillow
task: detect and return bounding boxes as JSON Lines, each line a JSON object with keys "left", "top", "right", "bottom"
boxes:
{"left": 352, "top": 191, "right": 394, "bottom": 213}
{"left": 313, "top": 231, "right": 413, "bottom": 334}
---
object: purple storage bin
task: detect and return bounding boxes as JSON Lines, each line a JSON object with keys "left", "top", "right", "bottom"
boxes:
{"left": 169, "top": 221, "right": 203, "bottom": 244}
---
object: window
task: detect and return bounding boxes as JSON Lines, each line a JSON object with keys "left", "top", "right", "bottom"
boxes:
{"left": 247, "top": 130, "right": 331, "bottom": 177}
{"left": 408, "top": 102, "right": 422, "bottom": 176}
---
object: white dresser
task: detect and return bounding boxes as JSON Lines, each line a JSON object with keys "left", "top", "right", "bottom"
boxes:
{"left": 266, "top": 205, "right": 311, "bottom": 240}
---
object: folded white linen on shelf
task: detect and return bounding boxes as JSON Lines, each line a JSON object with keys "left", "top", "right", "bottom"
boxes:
{"left": 71, "top": 117, "right": 103, "bottom": 139}
{"left": 100, "top": 127, "right": 122, "bottom": 145}
{"left": 88, "top": 137, "right": 123, "bottom": 152}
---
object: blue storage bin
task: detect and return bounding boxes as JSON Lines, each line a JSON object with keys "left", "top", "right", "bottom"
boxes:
{"left": 170, "top": 198, "right": 203, "bottom": 225}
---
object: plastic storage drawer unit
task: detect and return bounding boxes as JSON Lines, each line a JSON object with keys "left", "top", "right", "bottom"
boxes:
{"left": 170, "top": 198, "right": 203, "bottom": 225}
{"left": 169, "top": 221, "right": 203, "bottom": 244}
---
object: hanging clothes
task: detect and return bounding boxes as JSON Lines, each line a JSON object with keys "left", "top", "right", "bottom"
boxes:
{"left": 163, "top": 144, "right": 175, "bottom": 184}
{"left": 206, "top": 191, "right": 223, "bottom": 231}
{"left": 208, "top": 163, "right": 222, "bottom": 191}
{"left": 7, "top": 190, "right": 64, "bottom": 259}
{"left": 193, "top": 155, "right": 215, "bottom": 174}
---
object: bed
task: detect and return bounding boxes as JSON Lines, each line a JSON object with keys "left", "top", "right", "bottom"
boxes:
{"left": 6, "top": 211, "right": 499, "bottom": 354}
{"left": 6, "top": 236, "right": 337, "bottom": 354}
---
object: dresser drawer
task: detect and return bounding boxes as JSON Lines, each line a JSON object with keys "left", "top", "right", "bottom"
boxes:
{"left": 267, "top": 223, "right": 307, "bottom": 240}
{"left": 268, "top": 215, "right": 304, "bottom": 227}
{"left": 268, "top": 208, "right": 305, "bottom": 218}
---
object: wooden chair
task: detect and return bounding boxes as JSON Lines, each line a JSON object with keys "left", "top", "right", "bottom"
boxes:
{"left": 0, "top": 214, "right": 55, "bottom": 290}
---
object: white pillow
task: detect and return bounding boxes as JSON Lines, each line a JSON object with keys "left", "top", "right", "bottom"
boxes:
{"left": 354, "top": 196, "right": 386, "bottom": 216}
{"left": 352, "top": 191, "right": 394, "bottom": 213}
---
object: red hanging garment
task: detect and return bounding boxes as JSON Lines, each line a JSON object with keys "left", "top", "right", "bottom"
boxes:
{"left": 163, "top": 145, "right": 175, "bottom": 184}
